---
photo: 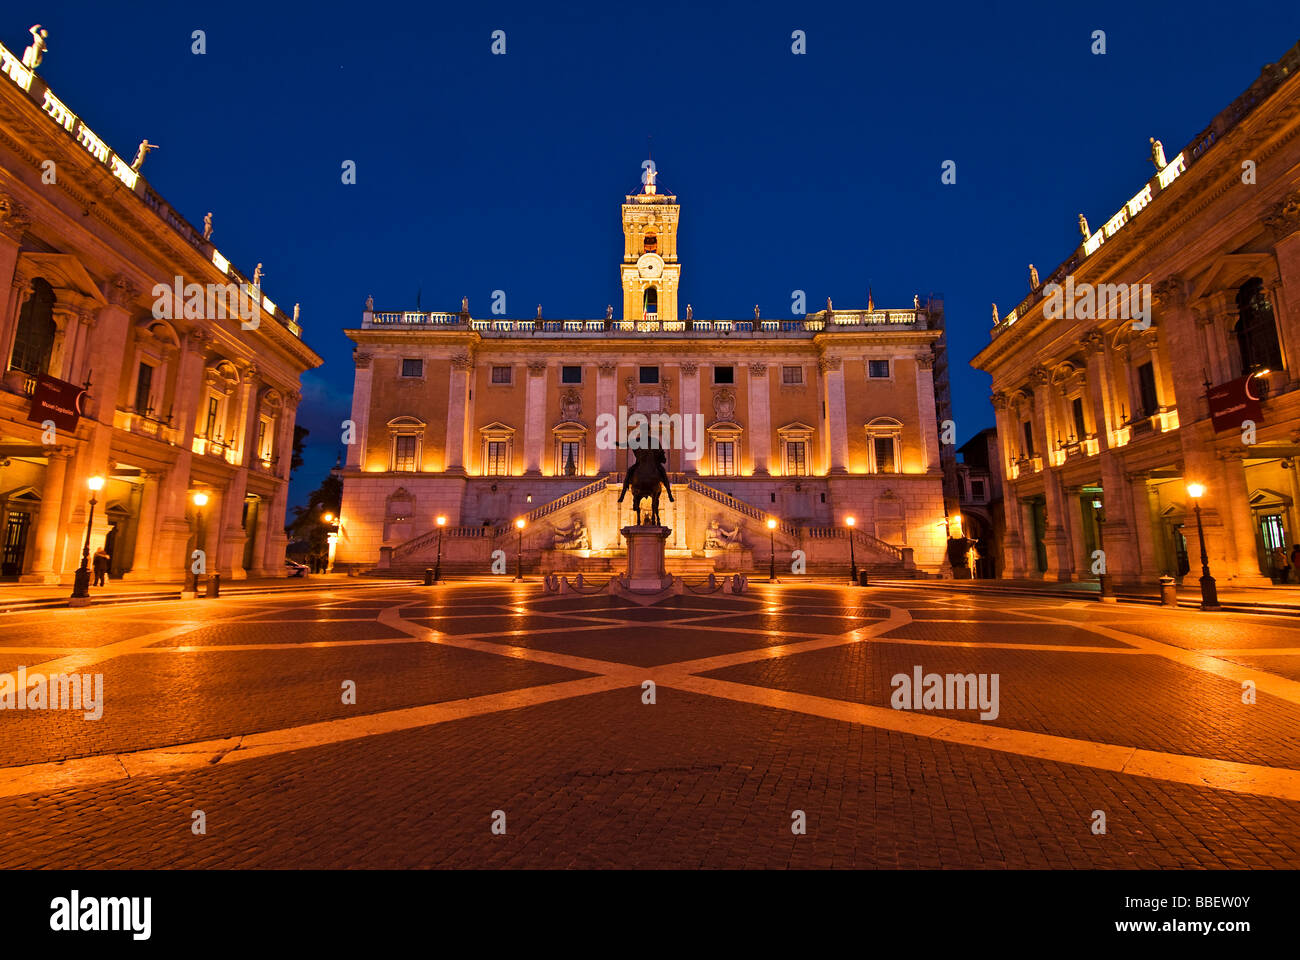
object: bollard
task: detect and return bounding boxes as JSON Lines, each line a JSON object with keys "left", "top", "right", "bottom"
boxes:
{"left": 205, "top": 573, "right": 221, "bottom": 598}
{"left": 1159, "top": 575, "right": 1177, "bottom": 607}
{"left": 1099, "top": 573, "right": 1116, "bottom": 603}
{"left": 858, "top": 569, "right": 869, "bottom": 587}
{"left": 424, "top": 567, "right": 434, "bottom": 586}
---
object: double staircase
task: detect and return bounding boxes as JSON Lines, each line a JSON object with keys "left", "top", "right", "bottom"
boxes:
{"left": 375, "top": 473, "right": 916, "bottom": 579}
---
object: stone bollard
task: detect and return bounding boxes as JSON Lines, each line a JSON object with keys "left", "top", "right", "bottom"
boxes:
{"left": 205, "top": 573, "right": 221, "bottom": 598}
{"left": 423, "top": 568, "right": 434, "bottom": 586}
{"left": 1159, "top": 576, "right": 1177, "bottom": 607}
{"left": 1099, "top": 574, "right": 1116, "bottom": 603}
{"left": 858, "top": 570, "right": 870, "bottom": 587}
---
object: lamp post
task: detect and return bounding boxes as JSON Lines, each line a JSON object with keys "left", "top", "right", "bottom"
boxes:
{"left": 846, "top": 515, "right": 858, "bottom": 584}
{"left": 433, "top": 515, "right": 446, "bottom": 583}
{"left": 1186, "top": 483, "right": 1220, "bottom": 611}
{"left": 514, "top": 517, "right": 526, "bottom": 581}
{"left": 766, "top": 517, "right": 777, "bottom": 582}
{"left": 1092, "top": 498, "right": 1114, "bottom": 601}
{"left": 69, "top": 475, "right": 105, "bottom": 603}
{"left": 189, "top": 491, "right": 209, "bottom": 595}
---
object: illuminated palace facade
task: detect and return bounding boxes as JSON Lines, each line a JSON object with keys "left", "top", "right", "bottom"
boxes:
{"left": 972, "top": 40, "right": 1300, "bottom": 586}
{"left": 336, "top": 171, "right": 957, "bottom": 576}
{"left": 0, "top": 33, "right": 321, "bottom": 583}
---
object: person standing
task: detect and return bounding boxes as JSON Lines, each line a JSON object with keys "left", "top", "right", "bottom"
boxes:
{"left": 1291, "top": 544, "right": 1300, "bottom": 584}
{"left": 92, "top": 547, "right": 110, "bottom": 587}
{"left": 1271, "top": 545, "right": 1289, "bottom": 584}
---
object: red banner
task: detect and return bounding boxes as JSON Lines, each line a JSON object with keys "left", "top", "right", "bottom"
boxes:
{"left": 1207, "top": 376, "right": 1263, "bottom": 433}
{"left": 26, "top": 374, "right": 86, "bottom": 433}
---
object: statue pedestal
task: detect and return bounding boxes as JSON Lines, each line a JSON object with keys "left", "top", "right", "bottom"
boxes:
{"left": 621, "top": 525, "right": 673, "bottom": 592}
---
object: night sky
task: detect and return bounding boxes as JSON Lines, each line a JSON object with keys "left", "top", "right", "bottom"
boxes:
{"left": 6, "top": 2, "right": 1298, "bottom": 507}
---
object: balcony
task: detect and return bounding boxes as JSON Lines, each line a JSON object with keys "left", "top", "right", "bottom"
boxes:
{"left": 1058, "top": 434, "right": 1100, "bottom": 461}
{"left": 192, "top": 434, "right": 241, "bottom": 465}
{"left": 114, "top": 406, "right": 180, "bottom": 445}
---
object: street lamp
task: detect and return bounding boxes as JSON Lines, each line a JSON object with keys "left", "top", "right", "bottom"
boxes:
{"left": 1092, "top": 498, "right": 1114, "bottom": 601}
{"left": 766, "top": 517, "right": 778, "bottom": 582}
{"left": 69, "top": 475, "right": 105, "bottom": 603}
{"left": 1186, "top": 483, "right": 1220, "bottom": 610}
{"left": 433, "top": 515, "right": 447, "bottom": 583}
{"left": 846, "top": 515, "right": 858, "bottom": 584}
{"left": 514, "top": 517, "right": 526, "bottom": 581}
{"left": 190, "top": 491, "right": 209, "bottom": 594}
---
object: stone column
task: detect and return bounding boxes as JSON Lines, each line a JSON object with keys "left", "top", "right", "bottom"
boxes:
{"left": 678, "top": 361, "right": 701, "bottom": 474}
{"left": 122, "top": 470, "right": 162, "bottom": 580}
{"left": 523, "top": 359, "right": 547, "bottom": 475}
{"left": 1264, "top": 191, "right": 1300, "bottom": 390}
{"left": 346, "top": 352, "right": 373, "bottom": 468}
{"left": 596, "top": 361, "right": 618, "bottom": 474}
{"left": 261, "top": 391, "right": 299, "bottom": 576}
{"left": 820, "top": 356, "right": 848, "bottom": 473}
{"left": 1125, "top": 470, "right": 1159, "bottom": 579}
{"left": 915, "top": 354, "right": 939, "bottom": 473}
{"left": 992, "top": 393, "right": 1026, "bottom": 578}
{"left": 216, "top": 469, "right": 250, "bottom": 579}
{"left": 0, "top": 194, "right": 29, "bottom": 357}
{"left": 1062, "top": 484, "right": 1090, "bottom": 577}
{"left": 746, "top": 362, "right": 771, "bottom": 475}
{"left": 20, "top": 448, "right": 70, "bottom": 583}
{"left": 1219, "top": 450, "right": 1269, "bottom": 585}
{"left": 1029, "top": 368, "right": 1071, "bottom": 580}
{"left": 445, "top": 352, "right": 472, "bottom": 473}
{"left": 1082, "top": 329, "right": 1116, "bottom": 449}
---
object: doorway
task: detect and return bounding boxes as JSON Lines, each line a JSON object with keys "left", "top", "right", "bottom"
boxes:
{"left": 2, "top": 511, "right": 31, "bottom": 578}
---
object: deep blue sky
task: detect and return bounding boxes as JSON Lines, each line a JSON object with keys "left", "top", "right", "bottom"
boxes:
{"left": 7, "top": 2, "right": 1299, "bottom": 506}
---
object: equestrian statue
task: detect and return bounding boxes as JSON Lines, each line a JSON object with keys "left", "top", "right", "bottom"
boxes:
{"left": 618, "top": 445, "right": 674, "bottom": 526}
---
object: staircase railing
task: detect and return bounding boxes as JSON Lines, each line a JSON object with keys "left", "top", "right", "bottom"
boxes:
{"left": 803, "top": 525, "right": 906, "bottom": 563}
{"left": 685, "top": 477, "right": 800, "bottom": 536}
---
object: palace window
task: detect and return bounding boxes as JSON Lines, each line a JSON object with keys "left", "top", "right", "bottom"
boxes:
{"left": 1234, "top": 277, "right": 1283, "bottom": 375}
{"left": 1022, "top": 420, "right": 1035, "bottom": 458}
{"left": 778, "top": 421, "right": 815, "bottom": 477}
{"left": 868, "top": 359, "right": 891, "bottom": 379}
{"left": 559, "top": 441, "right": 580, "bottom": 475}
{"left": 10, "top": 278, "right": 56, "bottom": 377}
{"left": 713, "top": 365, "right": 734, "bottom": 384}
{"left": 970, "top": 478, "right": 987, "bottom": 501}
{"left": 643, "top": 233, "right": 657, "bottom": 253}
{"left": 204, "top": 395, "right": 222, "bottom": 439}
{"left": 639, "top": 366, "right": 659, "bottom": 384}
{"left": 782, "top": 365, "right": 803, "bottom": 385}
{"left": 401, "top": 358, "right": 424, "bottom": 378}
{"left": 1136, "top": 362, "right": 1158, "bottom": 417}
{"left": 393, "top": 436, "right": 418, "bottom": 471}
{"left": 561, "top": 365, "right": 582, "bottom": 384}
{"left": 491, "top": 365, "right": 512, "bottom": 384}
{"left": 135, "top": 361, "right": 155, "bottom": 414}
{"left": 485, "top": 441, "right": 508, "bottom": 475}
{"left": 714, "top": 441, "right": 736, "bottom": 476}
{"left": 785, "top": 441, "right": 807, "bottom": 476}
{"left": 643, "top": 288, "right": 658, "bottom": 315}
{"left": 1071, "top": 396, "right": 1087, "bottom": 439}
{"left": 865, "top": 417, "right": 903, "bottom": 473}
{"left": 387, "top": 416, "right": 427, "bottom": 472}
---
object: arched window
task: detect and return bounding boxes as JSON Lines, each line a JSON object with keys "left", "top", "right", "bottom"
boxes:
{"left": 643, "top": 233, "right": 657, "bottom": 253}
{"left": 10, "top": 278, "right": 56, "bottom": 377}
{"left": 643, "top": 287, "right": 658, "bottom": 315}
{"left": 1234, "top": 277, "right": 1283, "bottom": 375}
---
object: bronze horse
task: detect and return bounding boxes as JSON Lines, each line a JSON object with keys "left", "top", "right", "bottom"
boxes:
{"left": 618, "top": 446, "right": 674, "bottom": 526}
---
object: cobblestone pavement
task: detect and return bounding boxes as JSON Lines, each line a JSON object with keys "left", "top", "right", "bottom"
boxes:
{"left": 1, "top": 580, "right": 1299, "bottom": 868}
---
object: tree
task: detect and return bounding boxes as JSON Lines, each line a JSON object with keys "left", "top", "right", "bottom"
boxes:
{"left": 287, "top": 472, "right": 342, "bottom": 570}
{"left": 291, "top": 425, "right": 309, "bottom": 475}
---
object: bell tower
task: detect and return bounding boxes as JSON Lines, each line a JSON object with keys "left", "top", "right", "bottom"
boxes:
{"left": 620, "top": 164, "right": 681, "bottom": 324}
